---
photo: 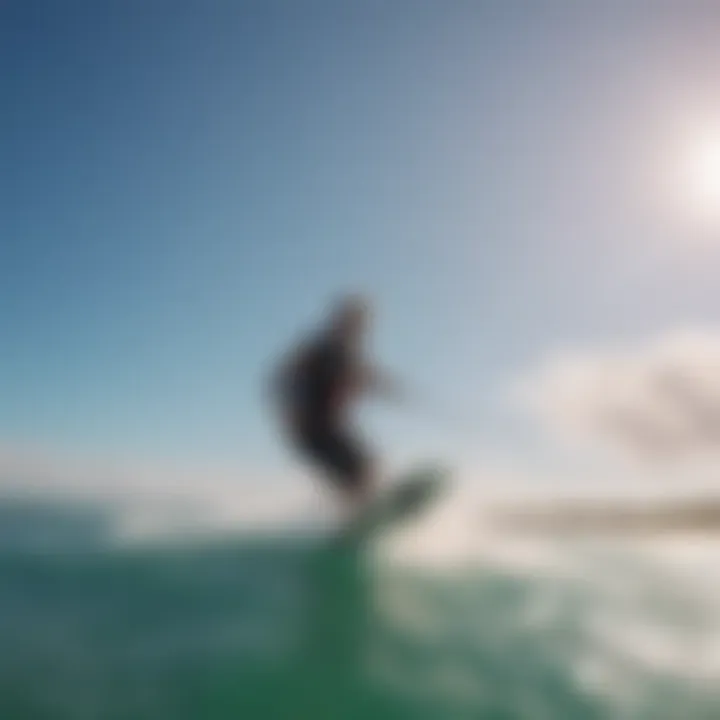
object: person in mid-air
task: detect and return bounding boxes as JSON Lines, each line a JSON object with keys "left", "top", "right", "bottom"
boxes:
{"left": 270, "top": 295, "right": 400, "bottom": 514}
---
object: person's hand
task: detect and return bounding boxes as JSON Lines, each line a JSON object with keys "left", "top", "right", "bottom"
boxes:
{"left": 369, "top": 369, "right": 405, "bottom": 404}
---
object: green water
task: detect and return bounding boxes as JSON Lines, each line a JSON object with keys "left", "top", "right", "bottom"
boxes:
{"left": 1, "top": 500, "right": 719, "bottom": 719}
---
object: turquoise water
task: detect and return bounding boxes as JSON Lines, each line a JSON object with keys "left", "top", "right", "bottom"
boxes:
{"left": 1, "top": 497, "right": 719, "bottom": 719}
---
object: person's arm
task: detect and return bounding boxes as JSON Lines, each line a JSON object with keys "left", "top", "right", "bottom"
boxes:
{"left": 362, "top": 365, "right": 406, "bottom": 403}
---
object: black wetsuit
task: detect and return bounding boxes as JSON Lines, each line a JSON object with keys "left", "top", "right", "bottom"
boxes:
{"left": 279, "top": 333, "right": 369, "bottom": 492}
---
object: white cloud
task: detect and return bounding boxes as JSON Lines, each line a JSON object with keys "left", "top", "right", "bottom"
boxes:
{"left": 515, "top": 328, "right": 720, "bottom": 463}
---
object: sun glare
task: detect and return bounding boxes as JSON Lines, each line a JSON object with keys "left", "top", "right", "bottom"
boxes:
{"left": 683, "top": 135, "right": 720, "bottom": 226}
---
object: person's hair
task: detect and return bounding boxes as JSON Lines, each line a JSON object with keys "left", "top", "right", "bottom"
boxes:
{"left": 327, "top": 293, "right": 370, "bottom": 332}
{"left": 335, "top": 293, "right": 367, "bottom": 315}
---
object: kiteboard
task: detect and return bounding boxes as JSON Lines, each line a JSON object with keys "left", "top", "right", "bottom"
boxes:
{"left": 339, "top": 464, "right": 449, "bottom": 544}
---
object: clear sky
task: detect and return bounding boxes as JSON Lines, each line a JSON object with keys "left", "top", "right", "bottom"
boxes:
{"left": 5, "top": 1, "right": 720, "bottom": 480}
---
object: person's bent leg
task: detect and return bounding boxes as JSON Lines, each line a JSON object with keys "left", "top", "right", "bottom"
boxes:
{"left": 325, "top": 429, "right": 375, "bottom": 516}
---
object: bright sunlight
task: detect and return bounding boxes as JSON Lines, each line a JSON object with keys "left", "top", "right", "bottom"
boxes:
{"left": 682, "top": 134, "right": 720, "bottom": 227}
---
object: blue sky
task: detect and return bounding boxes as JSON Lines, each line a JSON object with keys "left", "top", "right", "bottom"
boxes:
{"left": 5, "top": 1, "right": 720, "bottom": 478}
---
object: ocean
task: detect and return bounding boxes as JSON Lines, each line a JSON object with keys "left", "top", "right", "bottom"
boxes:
{"left": 1, "top": 485, "right": 719, "bottom": 720}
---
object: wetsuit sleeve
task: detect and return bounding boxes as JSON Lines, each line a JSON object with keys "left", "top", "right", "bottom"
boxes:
{"left": 363, "top": 365, "right": 405, "bottom": 402}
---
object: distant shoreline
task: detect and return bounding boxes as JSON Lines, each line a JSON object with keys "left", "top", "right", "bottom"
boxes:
{"left": 492, "top": 496, "right": 720, "bottom": 535}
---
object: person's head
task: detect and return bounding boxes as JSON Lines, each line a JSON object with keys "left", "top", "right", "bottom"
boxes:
{"left": 328, "top": 294, "right": 371, "bottom": 344}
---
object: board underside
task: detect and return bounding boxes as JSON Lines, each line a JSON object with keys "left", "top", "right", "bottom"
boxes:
{"left": 340, "top": 465, "right": 448, "bottom": 543}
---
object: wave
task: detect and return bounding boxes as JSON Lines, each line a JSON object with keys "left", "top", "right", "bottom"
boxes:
{"left": 1, "top": 491, "right": 720, "bottom": 718}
